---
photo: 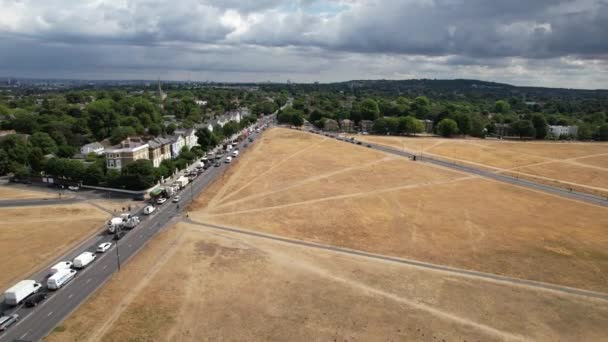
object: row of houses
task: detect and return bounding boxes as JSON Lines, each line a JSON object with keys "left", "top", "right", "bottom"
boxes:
{"left": 81, "top": 128, "right": 198, "bottom": 170}
{"left": 494, "top": 124, "right": 579, "bottom": 138}
{"left": 322, "top": 119, "right": 434, "bottom": 133}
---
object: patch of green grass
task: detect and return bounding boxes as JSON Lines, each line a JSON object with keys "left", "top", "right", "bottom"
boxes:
{"left": 53, "top": 325, "right": 66, "bottom": 333}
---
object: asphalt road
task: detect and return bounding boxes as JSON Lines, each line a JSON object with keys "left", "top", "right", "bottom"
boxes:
{"left": 320, "top": 132, "right": 607, "bottom": 207}
{"left": 0, "top": 121, "right": 270, "bottom": 342}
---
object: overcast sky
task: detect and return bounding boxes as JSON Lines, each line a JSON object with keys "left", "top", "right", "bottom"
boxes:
{"left": 1, "top": 0, "right": 607, "bottom": 89}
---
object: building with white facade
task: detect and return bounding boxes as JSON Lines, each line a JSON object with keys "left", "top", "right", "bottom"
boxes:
{"left": 169, "top": 134, "right": 185, "bottom": 158}
{"left": 105, "top": 138, "right": 149, "bottom": 170}
{"left": 549, "top": 125, "right": 578, "bottom": 138}
{"left": 80, "top": 142, "right": 105, "bottom": 156}
{"left": 174, "top": 128, "right": 198, "bottom": 150}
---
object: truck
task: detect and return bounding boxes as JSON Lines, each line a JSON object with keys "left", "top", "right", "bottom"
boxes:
{"left": 107, "top": 217, "right": 124, "bottom": 234}
{"left": 47, "top": 269, "right": 77, "bottom": 290}
{"left": 123, "top": 216, "right": 140, "bottom": 229}
{"left": 50, "top": 261, "right": 73, "bottom": 275}
{"left": 73, "top": 252, "right": 96, "bottom": 269}
{"left": 3, "top": 280, "right": 42, "bottom": 306}
{"left": 176, "top": 176, "right": 189, "bottom": 189}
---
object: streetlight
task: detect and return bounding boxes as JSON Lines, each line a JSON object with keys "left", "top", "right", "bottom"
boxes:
{"left": 115, "top": 235, "right": 121, "bottom": 271}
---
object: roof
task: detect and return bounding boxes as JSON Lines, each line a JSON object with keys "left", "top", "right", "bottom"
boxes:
{"left": 82, "top": 142, "right": 104, "bottom": 149}
{"left": 175, "top": 128, "right": 195, "bottom": 136}
{"left": 147, "top": 137, "right": 172, "bottom": 149}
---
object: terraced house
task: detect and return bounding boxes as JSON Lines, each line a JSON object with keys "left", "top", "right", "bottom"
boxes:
{"left": 105, "top": 138, "right": 150, "bottom": 170}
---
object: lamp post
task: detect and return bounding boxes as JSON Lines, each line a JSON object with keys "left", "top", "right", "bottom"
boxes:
{"left": 115, "top": 235, "right": 121, "bottom": 271}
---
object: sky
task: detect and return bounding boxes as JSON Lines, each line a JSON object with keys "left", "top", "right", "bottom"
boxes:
{"left": 0, "top": 0, "right": 607, "bottom": 89}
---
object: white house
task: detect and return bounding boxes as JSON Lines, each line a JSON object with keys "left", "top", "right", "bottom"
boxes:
{"left": 174, "top": 128, "right": 198, "bottom": 150}
{"left": 169, "top": 134, "right": 185, "bottom": 158}
{"left": 195, "top": 100, "right": 208, "bottom": 106}
{"left": 80, "top": 142, "right": 105, "bottom": 156}
{"left": 549, "top": 125, "right": 578, "bottom": 137}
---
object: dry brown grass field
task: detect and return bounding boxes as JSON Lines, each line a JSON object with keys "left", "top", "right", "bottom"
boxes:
{"left": 0, "top": 185, "right": 56, "bottom": 200}
{"left": 193, "top": 128, "right": 608, "bottom": 292}
{"left": 352, "top": 135, "right": 608, "bottom": 196}
{"left": 46, "top": 223, "right": 608, "bottom": 342}
{"left": 0, "top": 204, "right": 109, "bottom": 291}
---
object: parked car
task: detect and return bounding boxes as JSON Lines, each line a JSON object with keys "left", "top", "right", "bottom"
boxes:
{"left": 156, "top": 197, "right": 167, "bottom": 205}
{"left": 214, "top": 161, "right": 221, "bottom": 167}
{"left": 0, "top": 314, "right": 19, "bottom": 332}
{"left": 172, "top": 195, "right": 181, "bottom": 203}
{"left": 96, "top": 242, "right": 112, "bottom": 253}
{"left": 225, "top": 156, "right": 232, "bottom": 163}
{"left": 366, "top": 144, "right": 372, "bottom": 148}
{"left": 356, "top": 141, "right": 362, "bottom": 145}
{"left": 68, "top": 185, "right": 79, "bottom": 191}
{"left": 24, "top": 292, "right": 47, "bottom": 307}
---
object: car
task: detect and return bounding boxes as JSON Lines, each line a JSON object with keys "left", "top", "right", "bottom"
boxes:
{"left": 114, "top": 231, "right": 126, "bottom": 240}
{"left": 156, "top": 197, "right": 167, "bottom": 204}
{"left": 96, "top": 242, "right": 112, "bottom": 253}
{"left": 24, "top": 292, "right": 48, "bottom": 307}
{"left": 356, "top": 141, "right": 362, "bottom": 145}
{"left": 172, "top": 195, "right": 181, "bottom": 203}
{"left": 0, "top": 314, "right": 19, "bottom": 332}
{"left": 143, "top": 205, "right": 155, "bottom": 215}
{"left": 214, "top": 161, "right": 221, "bottom": 167}
{"left": 203, "top": 164, "right": 210, "bottom": 170}
{"left": 366, "top": 144, "right": 372, "bottom": 148}
{"left": 225, "top": 156, "right": 232, "bottom": 163}
{"left": 243, "top": 143, "right": 248, "bottom": 148}
{"left": 248, "top": 137, "right": 254, "bottom": 142}
{"left": 68, "top": 185, "right": 79, "bottom": 191}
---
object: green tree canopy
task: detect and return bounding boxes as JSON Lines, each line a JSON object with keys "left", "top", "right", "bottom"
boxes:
{"left": 437, "top": 118, "right": 459, "bottom": 137}
{"left": 30, "top": 132, "right": 58, "bottom": 155}
{"left": 360, "top": 98, "right": 380, "bottom": 121}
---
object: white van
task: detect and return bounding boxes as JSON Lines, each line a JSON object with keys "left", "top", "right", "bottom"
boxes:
{"left": 143, "top": 205, "right": 155, "bottom": 215}
{"left": 232, "top": 150, "right": 239, "bottom": 157}
{"left": 73, "top": 252, "right": 96, "bottom": 269}
{"left": 225, "top": 156, "right": 232, "bottom": 163}
{"left": 50, "top": 261, "right": 73, "bottom": 275}
{"left": 47, "top": 269, "right": 77, "bottom": 290}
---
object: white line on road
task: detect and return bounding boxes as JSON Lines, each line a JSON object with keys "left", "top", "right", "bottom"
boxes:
{"left": 68, "top": 294, "right": 73, "bottom": 299}
{"left": 47, "top": 311, "right": 53, "bottom": 317}
{"left": 20, "top": 332, "right": 29, "bottom": 339}
{"left": 102, "top": 265, "right": 107, "bottom": 270}
{"left": 86, "top": 278, "right": 92, "bottom": 283}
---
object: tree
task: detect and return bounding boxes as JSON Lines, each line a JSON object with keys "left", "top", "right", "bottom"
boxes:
{"left": 470, "top": 115, "right": 487, "bottom": 138}
{"left": 121, "top": 159, "right": 155, "bottom": 190}
{"left": 56, "top": 145, "right": 76, "bottom": 158}
{"left": 436, "top": 119, "right": 459, "bottom": 137}
{"left": 531, "top": 114, "right": 548, "bottom": 139}
{"left": 222, "top": 121, "right": 239, "bottom": 137}
{"left": 28, "top": 148, "right": 46, "bottom": 172}
{"left": 398, "top": 116, "right": 423, "bottom": 135}
{"left": 148, "top": 123, "right": 162, "bottom": 136}
{"left": 512, "top": 120, "right": 536, "bottom": 139}
{"left": 598, "top": 124, "right": 608, "bottom": 141}
{"left": 110, "top": 126, "right": 136, "bottom": 145}
{"left": 495, "top": 100, "right": 511, "bottom": 114}
{"left": 83, "top": 163, "right": 104, "bottom": 185}
{"left": 196, "top": 128, "right": 219, "bottom": 152}
{"left": 577, "top": 123, "right": 594, "bottom": 141}
{"left": 30, "top": 132, "right": 58, "bottom": 155}
{"left": 386, "top": 117, "right": 400, "bottom": 135}
{"left": 291, "top": 112, "right": 304, "bottom": 126}
{"left": 0, "top": 150, "right": 9, "bottom": 175}
{"left": 452, "top": 114, "right": 471, "bottom": 135}
{"left": 413, "top": 96, "right": 430, "bottom": 118}
{"left": 86, "top": 99, "right": 120, "bottom": 139}
{"left": 372, "top": 118, "right": 388, "bottom": 134}
{"left": 360, "top": 98, "right": 380, "bottom": 121}
{"left": 166, "top": 123, "right": 177, "bottom": 135}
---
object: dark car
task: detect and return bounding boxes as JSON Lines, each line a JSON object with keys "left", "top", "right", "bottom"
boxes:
{"left": 356, "top": 141, "right": 362, "bottom": 145}
{"left": 0, "top": 314, "right": 19, "bottom": 332}
{"left": 203, "top": 164, "right": 210, "bottom": 170}
{"left": 214, "top": 161, "right": 221, "bottom": 167}
{"left": 244, "top": 143, "right": 248, "bottom": 148}
{"left": 114, "top": 231, "right": 126, "bottom": 240}
{"left": 248, "top": 138, "right": 254, "bottom": 142}
{"left": 25, "top": 292, "right": 47, "bottom": 307}
{"left": 366, "top": 144, "right": 372, "bottom": 148}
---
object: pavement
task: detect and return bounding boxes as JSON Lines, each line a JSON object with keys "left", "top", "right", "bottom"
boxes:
{"left": 0, "top": 118, "right": 272, "bottom": 342}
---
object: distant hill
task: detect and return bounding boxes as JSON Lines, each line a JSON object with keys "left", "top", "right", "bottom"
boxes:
{"left": 261, "top": 79, "right": 608, "bottom": 101}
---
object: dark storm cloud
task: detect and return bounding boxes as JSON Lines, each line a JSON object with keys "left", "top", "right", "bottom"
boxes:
{"left": 0, "top": 0, "right": 606, "bottom": 88}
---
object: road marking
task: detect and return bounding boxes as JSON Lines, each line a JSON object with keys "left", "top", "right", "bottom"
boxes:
{"left": 47, "top": 311, "right": 53, "bottom": 317}
{"left": 68, "top": 294, "right": 73, "bottom": 299}
{"left": 20, "top": 332, "right": 29, "bottom": 339}
{"left": 102, "top": 265, "right": 107, "bottom": 270}
{"left": 86, "top": 278, "right": 92, "bottom": 283}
